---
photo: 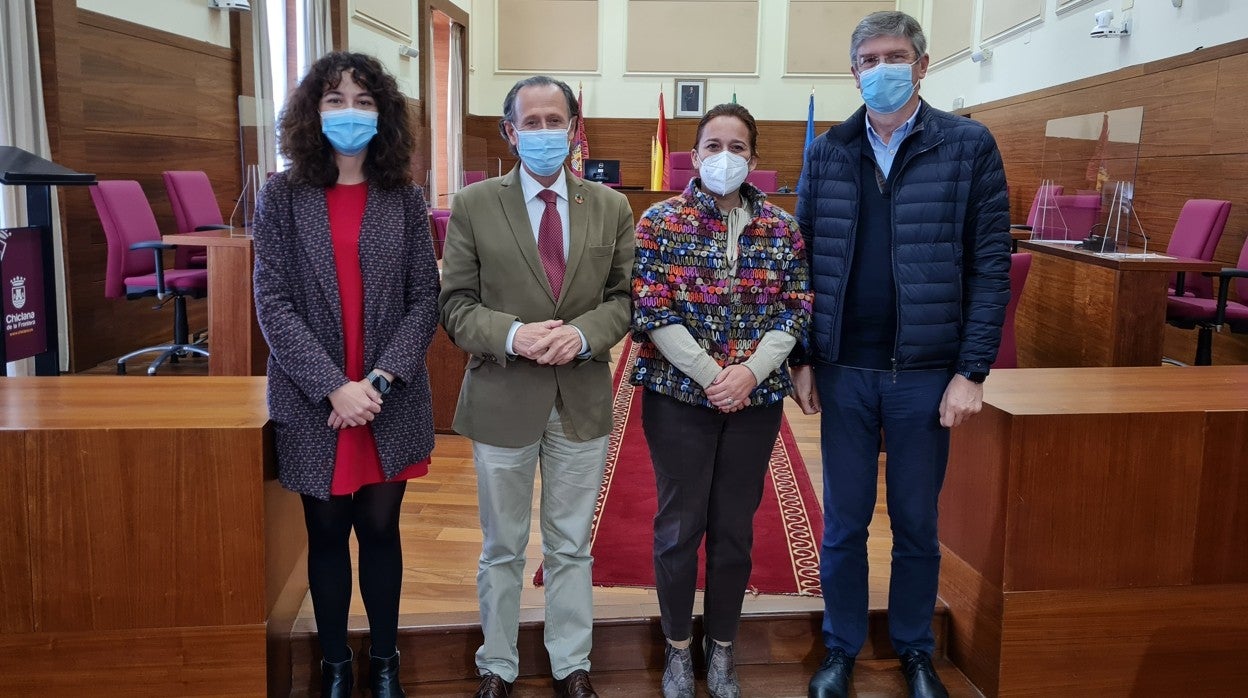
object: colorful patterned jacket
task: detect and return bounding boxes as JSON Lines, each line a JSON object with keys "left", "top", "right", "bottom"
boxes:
{"left": 631, "top": 179, "right": 812, "bottom": 408}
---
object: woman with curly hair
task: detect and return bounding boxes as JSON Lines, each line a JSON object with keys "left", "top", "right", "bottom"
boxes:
{"left": 252, "top": 51, "right": 439, "bottom": 698}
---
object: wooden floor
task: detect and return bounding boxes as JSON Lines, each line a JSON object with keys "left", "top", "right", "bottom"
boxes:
{"left": 87, "top": 345, "right": 896, "bottom": 625}
{"left": 89, "top": 346, "right": 911, "bottom": 692}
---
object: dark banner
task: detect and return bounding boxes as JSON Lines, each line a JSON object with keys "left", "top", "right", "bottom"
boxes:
{"left": 1, "top": 226, "right": 47, "bottom": 362}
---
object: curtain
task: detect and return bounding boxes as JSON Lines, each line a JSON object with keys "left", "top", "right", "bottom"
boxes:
{"left": 447, "top": 22, "right": 465, "bottom": 192}
{"left": 250, "top": 0, "right": 278, "bottom": 178}
{"left": 304, "top": 0, "right": 332, "bottom": 66}
{"left": 0, "top": 0, "right": 68, "bottom": 375}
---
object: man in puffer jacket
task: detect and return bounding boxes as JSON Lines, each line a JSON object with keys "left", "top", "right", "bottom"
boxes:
{"left": 794, "top": 11, "right": 1010, "bottom": 698}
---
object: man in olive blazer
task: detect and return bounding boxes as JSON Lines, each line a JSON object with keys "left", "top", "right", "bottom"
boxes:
{"left": 438, "top": 76, "right": 633, "bottom": 698}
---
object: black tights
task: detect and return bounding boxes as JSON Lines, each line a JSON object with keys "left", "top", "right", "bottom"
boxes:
{"left": 301, "top": 481, "right": 407, "bottom": 663}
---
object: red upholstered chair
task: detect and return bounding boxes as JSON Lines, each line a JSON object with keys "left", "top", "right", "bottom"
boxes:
{"left": 993, "top": 252, "right": 1032, "bottom": 370}
{"left": 745, "top": 169, "right": 778, "bottom": 193}
{"left": 1166, "top": 236, "right": 1248, "bottom": 365}
{"left": 1164, "top": 199, "right": 1231, "bottom": 298}
{"left": 667, "top": 151, "right": 696, "bottom": 191}
{"left": 429, "top": 208, "right": 450, "bottom": 259}
{"left": 463, "top": 170, "right": 487, "bottom": 186}
{"left": 90, "top": 180, "right": 209, "bottom": 375}
{"left": 162, "top": 170, "right": 230, "bottom": 269}
{"left": 1012, "top": 183, "right": 1064, "bottom": 232}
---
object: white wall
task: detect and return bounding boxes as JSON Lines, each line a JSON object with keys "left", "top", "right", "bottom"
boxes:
{"left": 77, "top": 0, "right": 233, "bottom": 47}
{"left": 467, "top": 0, "right": 921, "bottom": 121}
{"left": 348, "top": 1, "right": 421, "bottom": 97}
{"left": 923, "top": 0, "right": 1248, "bottom": 112}
{"left": 346, "top": 0, "right": 471, "bottom": 102}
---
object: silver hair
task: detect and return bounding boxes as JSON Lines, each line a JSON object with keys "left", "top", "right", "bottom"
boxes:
{"left": 848, "top": 11, "right": 928, "bottom": 67}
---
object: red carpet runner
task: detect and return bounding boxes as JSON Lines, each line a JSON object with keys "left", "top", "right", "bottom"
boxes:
{"left": 538, "top": 339, "right": 824, "bottom": 596}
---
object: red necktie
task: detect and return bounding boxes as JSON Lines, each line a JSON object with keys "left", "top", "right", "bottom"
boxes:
{"left": 536, "top": 189, "right": 565, "bottom": 300}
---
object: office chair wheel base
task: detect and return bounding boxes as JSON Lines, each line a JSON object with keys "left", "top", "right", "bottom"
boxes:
{"left": 117, "top": 363, "right": 126, "bottom": 375}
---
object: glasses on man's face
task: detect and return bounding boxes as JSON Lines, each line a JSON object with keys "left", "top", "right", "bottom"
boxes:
{"left": 855, "top": 51, "right": 915, "bottom": 70}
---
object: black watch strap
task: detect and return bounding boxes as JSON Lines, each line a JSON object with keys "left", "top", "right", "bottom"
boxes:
{"left": 367, "top": 370, "right": 392, "bottom": 395}
{"left": 958, "top": 370, "right": 988, "bottom": 384}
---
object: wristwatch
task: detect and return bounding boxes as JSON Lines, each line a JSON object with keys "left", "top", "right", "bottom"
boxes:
{"left": 957, "top": 370, "right": 988, "bottom": 384}
{"left": 367, "top": 370, "right": 392, "bottom": 396}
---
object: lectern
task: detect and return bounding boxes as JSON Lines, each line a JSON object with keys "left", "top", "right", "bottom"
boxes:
{"left": 0, "top": 146, "right": 94, "bottom": 374}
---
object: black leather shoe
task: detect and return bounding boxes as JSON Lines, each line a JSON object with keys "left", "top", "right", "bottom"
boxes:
{"left": 899, "top": 650, "right": 949, "bottom": 698}
{"left": 369, "top": 648, "right": 406, "bottom": 697}
{"left": 554, "top": 669, "right": 598, "bottom": 697}
{"left": 474, "top": 672, "right": 514, "bottom": 698}
{"left": 808, "top": 647, "right": 854, "bottom": 698}
{"left": 320, "top": 649, "right": 354, "bottom": 698}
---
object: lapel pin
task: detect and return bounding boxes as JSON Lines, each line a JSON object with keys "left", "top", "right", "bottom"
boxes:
{"left": 574, "top": 194, "right": 585, "bottom": 204}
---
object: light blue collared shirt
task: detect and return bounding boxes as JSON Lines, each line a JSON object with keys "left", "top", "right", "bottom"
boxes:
{"left": 865, "top": 104, "right": 921, "bottom": 178}
{"left": 505, "top": 166, "right": 589, "bottom": 357}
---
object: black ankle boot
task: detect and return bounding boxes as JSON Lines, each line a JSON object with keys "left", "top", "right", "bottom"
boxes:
{"left": 369, "top": 649, "right": 406, "bottom": 697}
{"left": 321, "top": 648, "right": 354, "bottom": 698}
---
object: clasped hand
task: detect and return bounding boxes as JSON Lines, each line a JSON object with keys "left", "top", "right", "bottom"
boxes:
{"left": 327, "top": 379, "right": 383, "bottom": 429}
{"left": 513, "top": 319, "right": 581, "bottom": 365}
{"left": 705, "top": 364, "right": 756, "bottom": 413}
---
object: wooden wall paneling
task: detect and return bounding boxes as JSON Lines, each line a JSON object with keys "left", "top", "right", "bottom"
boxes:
{"left": 1114, "top": 63, "right": 1217, "bottom": 159}
{"left": 0, "top": 377, "right": 290, "bottom": 695}
{"left": 40, "top": 10, "right": 242, "bottom": 372}
{"left": 1004, "top": 412, "right": 1204, "bottom": 591}
{"left": 0, "top": 624, "right": 267, "bottom": 696}
{"left": 264, "top": 440, "right": 307, "bottom": 698}
{"left": 940, "top": 406, "right": 1011, "bottom": 588}
{"left": 976, "top": 39, "right": 1248, "bottom": 365}
{"left": 77, "top": 21, "right": 237, "bottom": 139}
{"left": 465, "top": 114, "right": 830, "bottom": 193}
{"left": 1016, "top": 254, "right": 1116, "bottom": 366}
{"left": 938, "top": 548, "right": 1002, "bottom": 697}
{"left": 998, "top": 585, "right": 1248, "bottom": 696}
{"left": 0, "top": 433, "right": 33, "bottom": 634}
{"left": 428, "top": 327, "right": 468, "bottom": 432}
{"left": 1193, "top": 411, "right": 1248, "bottom": 584}
{"left": 1212, "top": 52, "right": 1248, "bottom": 151}
{"left": 27, "top": 428, "right": 267, "bottom": 631}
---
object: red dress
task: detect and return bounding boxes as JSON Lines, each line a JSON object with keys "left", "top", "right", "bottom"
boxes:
{"left": 326, "top": 182, "right": 429, "bottom": 496}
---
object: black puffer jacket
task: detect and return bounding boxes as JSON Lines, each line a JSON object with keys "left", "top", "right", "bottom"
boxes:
{"left": 795, "top": 101, "right": 1010, "bottom": 374}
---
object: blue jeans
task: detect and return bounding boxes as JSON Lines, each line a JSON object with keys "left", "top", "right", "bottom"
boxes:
{"left": 814, "top": 364, "right": 950, "bottom": 657}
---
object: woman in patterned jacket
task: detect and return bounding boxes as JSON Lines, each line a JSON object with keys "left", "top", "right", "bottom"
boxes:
{"left": 631, "top": 103, "right": 812, "bottom": 698}
{"left": 252, "top": 52, "right": 439, "bottom": 698}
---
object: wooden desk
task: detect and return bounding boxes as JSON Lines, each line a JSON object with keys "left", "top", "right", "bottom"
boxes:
{"left": 0, "top": 377, "right": 306, "bottom": 696}
{"left": 1015, "top": 240, "right": 1221, "bottom": 367}
{"left": 939, "top": 367, "right": 1248, "bottom": 696}
{"left": 164, "top": 229, "right": 267, "bottom": 376}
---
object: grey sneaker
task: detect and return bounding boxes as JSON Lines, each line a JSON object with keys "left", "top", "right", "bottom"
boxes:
{"left": 704, "top": 638, "right": 741, "bottom": 698}
{"left": 661, "top": 642, "right": 695, "bottom": 698}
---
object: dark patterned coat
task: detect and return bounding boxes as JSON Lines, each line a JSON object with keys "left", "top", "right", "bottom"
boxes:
{"left": 252, "top": 171, "right": 440, "bottom": 499}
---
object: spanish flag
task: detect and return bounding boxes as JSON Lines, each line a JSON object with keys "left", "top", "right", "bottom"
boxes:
{"left": 650, "top": 89, "right": 669, "bottom": 190}
{"left": 571, "top": 83, "right": 589, "bottom": 177}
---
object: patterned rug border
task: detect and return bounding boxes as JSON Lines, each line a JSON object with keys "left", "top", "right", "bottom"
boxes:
{"left": 588, "top": 338, "right": 823, "bottom": 597}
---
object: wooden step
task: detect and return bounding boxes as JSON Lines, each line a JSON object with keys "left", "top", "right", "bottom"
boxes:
{"left": 340, "top": 658, "right": 982, "bottom": 697}
{"left": 288, "top": 606, "right": 954, "bottom": 694}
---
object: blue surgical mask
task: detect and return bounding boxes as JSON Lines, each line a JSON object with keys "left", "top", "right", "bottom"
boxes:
{"left": 515, "top": 128, "right": 570, "bottom": 177}
{"left": 321, "top": 108, "right": 378, "bottom": 156}
{"left": 859, "top": 61, "right": 917, "bottom": 114}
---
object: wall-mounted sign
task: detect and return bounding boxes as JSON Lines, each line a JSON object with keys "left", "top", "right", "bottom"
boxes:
{"left": 0, "top": 227, "right": 47, "bottom": 362}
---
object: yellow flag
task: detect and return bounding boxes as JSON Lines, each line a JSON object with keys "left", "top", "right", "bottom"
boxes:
{"left": 650, "top": 135, "right": 661, "bottom": 191}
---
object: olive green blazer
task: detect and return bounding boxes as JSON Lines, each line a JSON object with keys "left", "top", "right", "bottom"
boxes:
{"left": 438, "top": 166, "right": 635, "bottom": 447}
